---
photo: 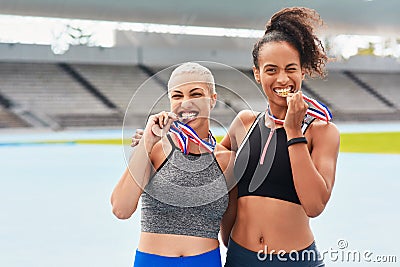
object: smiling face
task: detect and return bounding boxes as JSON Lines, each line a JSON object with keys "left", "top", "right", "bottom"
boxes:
{"left": 169, "top": 82, "right": 217, "bottom": 135}
{"left": 253, "top": 41, "right": 305, "bottom": 113}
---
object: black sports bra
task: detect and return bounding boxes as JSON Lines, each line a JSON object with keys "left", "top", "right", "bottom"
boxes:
{"left": 234, "top": 112, "right": 314, "bottom": 204}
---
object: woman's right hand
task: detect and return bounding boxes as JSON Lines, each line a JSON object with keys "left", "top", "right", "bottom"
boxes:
{"left": 140, "top": 111, "right": 177, "bottom": 151}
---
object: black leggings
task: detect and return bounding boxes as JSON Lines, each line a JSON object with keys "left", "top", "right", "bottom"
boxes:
{"left": 224, "top": 238, "right": 325, "bottom": 267}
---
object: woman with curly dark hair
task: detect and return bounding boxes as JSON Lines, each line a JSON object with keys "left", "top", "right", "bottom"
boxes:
{"left": 220, "top": 7, "right": 339, "bottom": 267}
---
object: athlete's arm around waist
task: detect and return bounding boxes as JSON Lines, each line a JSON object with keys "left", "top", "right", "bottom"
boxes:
{"left": 214, "top": 143, "right": 238, "bottom": 247}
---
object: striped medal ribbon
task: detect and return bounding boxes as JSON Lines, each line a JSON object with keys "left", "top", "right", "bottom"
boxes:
{"left": 169, "top": 121, "right": 216, "bottom": 154}
{"left": 267, "top": 94, "right": 332, "bottom": 125}
{"left": 260, "top": 94, "right": 332, "bottom": 165}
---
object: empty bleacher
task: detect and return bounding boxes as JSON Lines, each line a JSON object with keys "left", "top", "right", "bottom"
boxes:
{"left": 0, "top": 63, "right": 112, "bottom": 114}
{"left": 72, "top": 64, "right": 169, "bottom": 112}
{"left": 0, "top": 105, "right": 30, "bottom": 128}
{"left": 0, "top": 62, "right": 121, "bottom": 128}
{"left": 71, "top": 64, "right": 170, "bottom": 127}
{"left": 304, "top": 71, "right": 395, "bottom": 114}
{"left": 306, "top": 71, "right": 396, "bottom": 119}
{"left": 356, "top": 72, "right": 400, "bottom": 110}
{"left": 0, "top": 62, "right": 399, "bottom": 130}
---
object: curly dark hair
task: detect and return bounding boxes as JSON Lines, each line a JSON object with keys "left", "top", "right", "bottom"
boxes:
{"left": 252, "top": 7, "right": 328, "bottom": 78}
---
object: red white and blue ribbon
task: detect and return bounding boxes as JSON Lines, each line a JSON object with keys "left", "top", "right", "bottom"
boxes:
{"left": 267, "top": 94, "right": 332, "bottom": 125}
{"left": 260, "top": 94, "right": 332, "bottom": 165}
{"left": 302, "top": 94, "right": 332, "bottom": 122}
{"left": 169, "top": 121, "right": 216, "bottom": 154}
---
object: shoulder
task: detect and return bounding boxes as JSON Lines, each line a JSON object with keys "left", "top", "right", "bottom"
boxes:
{"left": 222, "top": 110, "right": 261, "bottom": 152}
{"left": 308, "top": 120, "right": 339, "bottom": 136}
{"left": 307, "top": 120, "right": 340, "bottom": 149}
{"left": 236, "top": 110, "right": 260, "bottom": 126}
{"left": 229, "top": 110, "right": 260, "bottom": 134}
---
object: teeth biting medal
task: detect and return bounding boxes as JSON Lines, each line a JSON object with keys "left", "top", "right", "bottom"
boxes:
{"left": 260, "top": 94, "right": 332, "bottom": 165}
{"left": 268, "top": 93, "right": 332, "bottom": 124}
{"left": 179, "top": 111, "right": 198, "bottom": 122}
{"left": 275, "top": 87, "right": 292, "bottom": 97}
{"left": 150, "top": 112, "right": 216, "bottom": 154}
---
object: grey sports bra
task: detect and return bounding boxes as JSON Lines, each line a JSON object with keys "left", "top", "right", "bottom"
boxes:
{"left": 140, "top": 134, "right": 229, "bottom": 239}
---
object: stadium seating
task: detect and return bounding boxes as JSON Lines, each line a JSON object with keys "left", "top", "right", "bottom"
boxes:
{"left": 356, "top": 72, "right": 400, "bottom": 110}
{"left": 0, "top": 62, "right": 399, "bottom": 129}
{"left": 0, "top": 105, "right": 29, "bottom": 128}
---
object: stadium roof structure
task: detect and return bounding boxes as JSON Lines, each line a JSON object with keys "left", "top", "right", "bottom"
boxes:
{"left": 0, "top": 0, "right": 399, "bottom": 36}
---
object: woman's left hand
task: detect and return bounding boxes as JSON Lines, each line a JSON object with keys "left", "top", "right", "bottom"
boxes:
{"left": 284, "top": 91, "right": 308, "bottom": 137}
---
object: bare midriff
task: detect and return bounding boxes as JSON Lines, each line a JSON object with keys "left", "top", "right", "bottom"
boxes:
{"left": 138, "top": 232, "right": 219, "bottom": 256}
{"left": 231, "top": 196, "right": 314, "bottom": 253}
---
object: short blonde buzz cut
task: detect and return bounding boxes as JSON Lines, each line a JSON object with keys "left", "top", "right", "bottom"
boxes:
{"left": 167, "top": 62, "right": 216, "bottom": 97}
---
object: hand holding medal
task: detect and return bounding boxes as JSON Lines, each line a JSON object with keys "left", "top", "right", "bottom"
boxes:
{"left": 261, "top": 91, "right": 333, "bottom": 164}
{"left": 284, "top": 91, "right": 309, "bottom": 131}
{"left": 150, "top": 112, "right": 178, "bottom": 137}
{"left": 267, "top": 92, "right": 332, "bottom": 125}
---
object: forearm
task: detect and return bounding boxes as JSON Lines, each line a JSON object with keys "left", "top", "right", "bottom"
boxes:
{"left": 111, "top": 139, "right": 153, "bottom": 219}
{"left": 127, "top": 138, "right": 153, "bottom": 186}
{"left": 220, "top": 221, "right": 233, "bottom": 247}
{"left": 288, "top": 143, "right": 330, "bottom": 217}
{"left": 220, "top": 187, "right": 237, "bottom": 247}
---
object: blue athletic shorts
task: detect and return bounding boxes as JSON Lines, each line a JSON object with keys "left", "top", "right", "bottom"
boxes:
{"left": 224, "top": 238, "right": 325, "bottom": 267}
{"left": 133, "top": 247, "right": 222, "bottom": 267}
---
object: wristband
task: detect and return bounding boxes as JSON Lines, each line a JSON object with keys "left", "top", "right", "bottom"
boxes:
{"left": 287, "top": 137, "right": 307, "bottom": 147}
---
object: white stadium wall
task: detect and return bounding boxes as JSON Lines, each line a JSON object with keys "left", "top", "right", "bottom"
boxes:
{"left": 1, "top": 39, "right": 400, "bottom": 73}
